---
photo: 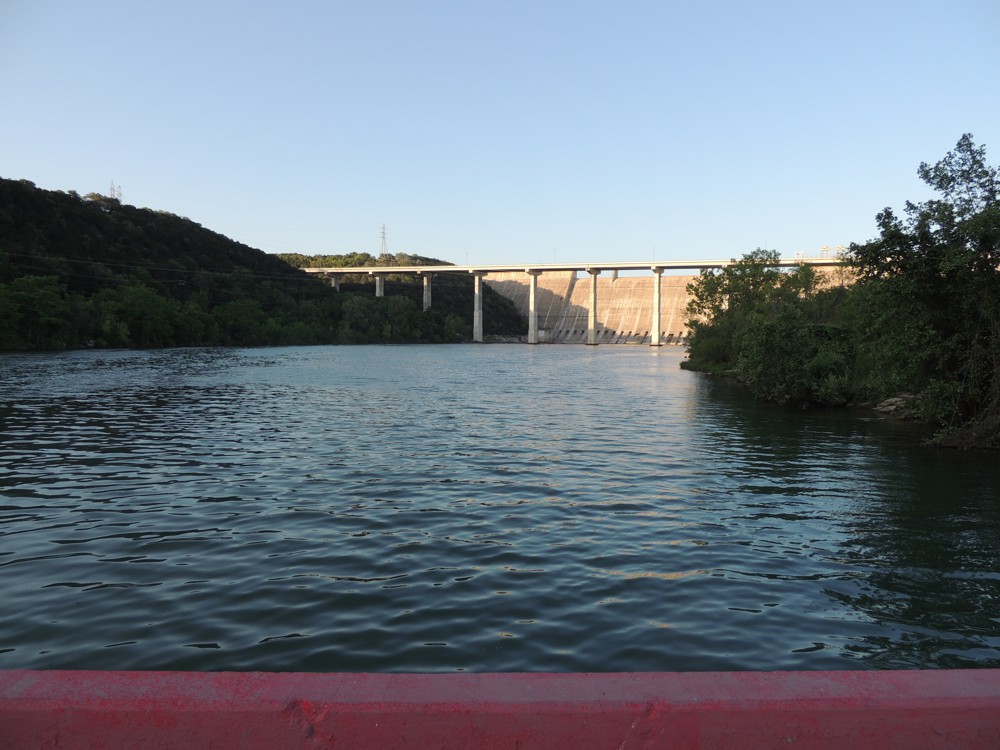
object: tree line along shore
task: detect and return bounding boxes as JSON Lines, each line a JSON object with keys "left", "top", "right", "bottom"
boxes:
{"left": 682, "top": 135, "right": 999, "bottom": 449}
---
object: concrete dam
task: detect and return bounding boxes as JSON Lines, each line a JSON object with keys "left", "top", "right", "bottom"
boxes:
{"left": 486, "top": 271, "right": 696, "bottom": 345}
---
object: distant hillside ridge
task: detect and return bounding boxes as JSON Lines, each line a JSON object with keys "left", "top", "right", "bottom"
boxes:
{"left": 0, "top": 178, "right": 522, "bottom": 350}
{"left": 278, "top": 251, "right": 451, "bottom": 269}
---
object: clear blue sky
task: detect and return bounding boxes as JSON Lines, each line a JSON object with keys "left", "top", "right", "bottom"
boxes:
{"left": 3, "top": 1, "right": 998, "bottom": 265}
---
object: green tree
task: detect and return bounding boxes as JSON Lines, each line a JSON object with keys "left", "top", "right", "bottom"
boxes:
{"left": 684, "top": 249, "right": 784, "bottom": 370}
{"left": 737, "top": 301, "right": 854, "bottom": 406}
{"left": 681, "top": 135, "right": 999, "bottom": 446}
{"left": 685, "top": 250, "right": 854, "bottom": 405}
{"left": 212, "top": 298, "right": 268, "bottom": 344}
{"left": 850, "top": 133, "right": 1000, "bottom": 445}
{"left": 0, "top": 275, "right": 72, "bottom": 348}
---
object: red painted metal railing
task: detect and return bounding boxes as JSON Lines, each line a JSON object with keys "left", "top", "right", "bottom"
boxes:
{"left": 2, "top": 669, "right": 999, "bottom": 748}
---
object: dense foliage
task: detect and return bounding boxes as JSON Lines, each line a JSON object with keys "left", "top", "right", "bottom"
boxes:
{"left": 684, "top": 135, "right": 1000, "bottom": 448}
{"left": 0, "top": 179, "right": 525, "bottom": 350}
{"left": 683, "top": 249, "right": 853, "bottom": 406}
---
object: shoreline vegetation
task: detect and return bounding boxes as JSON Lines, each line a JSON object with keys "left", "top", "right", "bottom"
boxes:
{"left": 0, "top": 179, "right": 526, "bottom": 350}
{"left": 682, "top": 135, "right": 999, "bottom": 450}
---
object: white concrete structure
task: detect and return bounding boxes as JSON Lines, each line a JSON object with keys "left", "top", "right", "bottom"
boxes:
{"left": 303, "top": 258, "right": 843, "bottom": 345}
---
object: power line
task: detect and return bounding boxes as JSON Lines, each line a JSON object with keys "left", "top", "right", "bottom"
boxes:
{"left": 1, "top": 250, "right": 315, "bottom": 283}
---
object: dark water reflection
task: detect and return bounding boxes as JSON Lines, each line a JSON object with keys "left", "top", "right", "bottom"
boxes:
{"left": 1, "top": 345, "right": 998, "bottom": 672}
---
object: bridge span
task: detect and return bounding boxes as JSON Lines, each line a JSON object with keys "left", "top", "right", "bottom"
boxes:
{"left": 302, "top": 257, "right": 844, "bottom": 345}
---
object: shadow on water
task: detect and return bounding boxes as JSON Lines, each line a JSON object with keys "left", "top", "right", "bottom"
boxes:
{"left": 690, "top": 374, "right": 1000, "bottom": 669}
{"left": 831, "top": 447, "right": 1000, "bottom": 669}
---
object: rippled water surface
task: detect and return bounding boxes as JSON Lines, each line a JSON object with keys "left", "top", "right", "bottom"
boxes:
{"left": 2, "top": 345, "right": 999, "bottom": 672}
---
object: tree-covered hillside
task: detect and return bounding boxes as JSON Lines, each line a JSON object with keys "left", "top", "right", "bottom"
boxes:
{"left": 278, "top": 251, "right": 445, "bottom": 269}
{"left": 0, "top": 179, "right": 525, "bottom": 349}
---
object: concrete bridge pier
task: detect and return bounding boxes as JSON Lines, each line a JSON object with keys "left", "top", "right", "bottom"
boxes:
{"left": 472, "top": 271, "right": 485, "bottom": 342}
{"left": 325, "top": 273, "right": 341, "bottom": 292}
{"left": 586, "top": 268, "right": 600, "bottom": 345}
{"left": 527, "top": 270, "right": 541, "bottom": 344}
{"left": 422, "top": 273, "right": 433, "bottom": 311}
{"left": 373, "top": 274, "right": 385, "bottom": 298}
{"left": 650, "top": 267, "right": 663, "bottom": 346}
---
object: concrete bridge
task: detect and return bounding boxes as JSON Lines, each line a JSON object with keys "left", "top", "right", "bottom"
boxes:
{"left": 302, "top": 258, "right": 844, "bottom": 345}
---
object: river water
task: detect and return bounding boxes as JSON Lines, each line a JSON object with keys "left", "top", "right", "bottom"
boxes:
{"left": 1, "top": 344, "right": 999, "bottom": 673}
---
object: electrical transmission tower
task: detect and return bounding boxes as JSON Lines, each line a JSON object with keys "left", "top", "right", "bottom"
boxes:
{"left": 380, "top": 224, "right": 391, "bottom": 264}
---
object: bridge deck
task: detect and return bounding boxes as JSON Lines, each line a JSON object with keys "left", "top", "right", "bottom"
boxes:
{"left": 301, "top": 257, "right": 844, "bottom": 275}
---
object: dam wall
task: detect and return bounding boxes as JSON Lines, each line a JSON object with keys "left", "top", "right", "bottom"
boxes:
{"left": 485, "top": 272, "right": 696, "bottom": 344}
